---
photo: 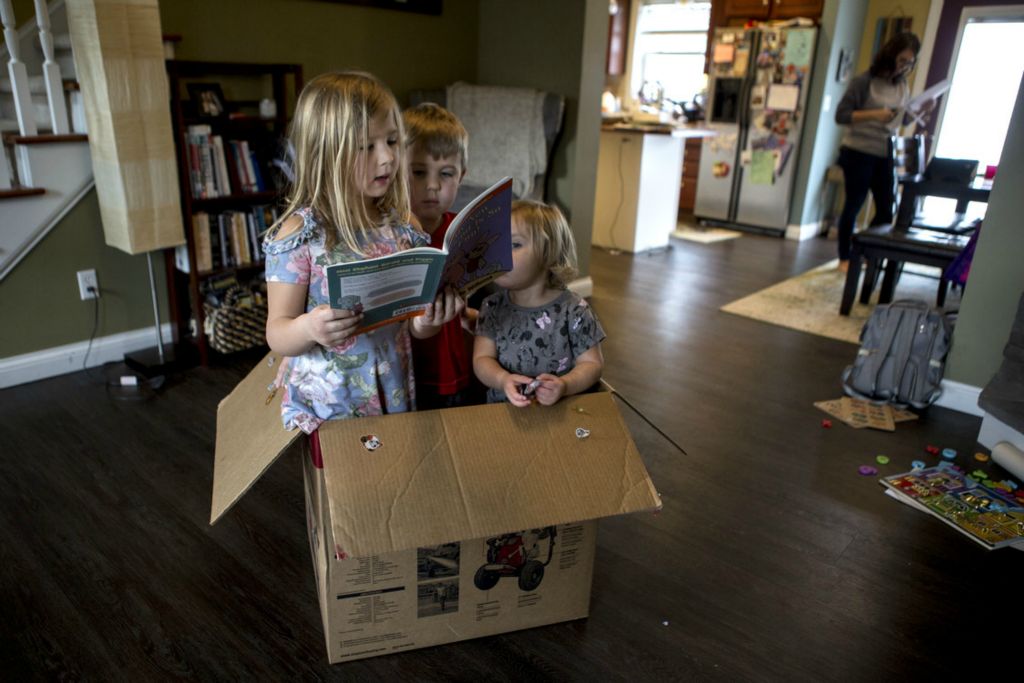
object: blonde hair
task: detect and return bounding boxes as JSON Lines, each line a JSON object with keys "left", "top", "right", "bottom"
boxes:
{"left": 402, "top": 103, "right": 469, "bottom": 172}
{"left": 275, "top": 71, "right": 410, "bottom": 253}
{"left": 512, "top": 200, "right": 578, "bottom": 287}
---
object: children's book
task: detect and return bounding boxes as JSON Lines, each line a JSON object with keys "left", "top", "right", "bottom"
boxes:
{"left": 326, "top": 176, "right": 513, "bottom": 332}
{"left": 880, "top": 462, "right": 1024, "bottom": 550}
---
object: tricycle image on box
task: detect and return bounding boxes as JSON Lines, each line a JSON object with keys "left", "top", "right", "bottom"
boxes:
{"left": 474, "top": 526, "right": 557, "bottom": 592}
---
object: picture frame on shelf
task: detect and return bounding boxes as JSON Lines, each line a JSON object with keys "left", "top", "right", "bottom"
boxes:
{"left": 187, "top": 82, "right": 227, "bottom": 118}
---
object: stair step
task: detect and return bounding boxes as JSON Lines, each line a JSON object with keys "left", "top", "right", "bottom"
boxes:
{"left": 4, "top": 133, "right": 88, "bottom": 146}
{"left": 0, "top": 187, "right": 46, "bottom": 199}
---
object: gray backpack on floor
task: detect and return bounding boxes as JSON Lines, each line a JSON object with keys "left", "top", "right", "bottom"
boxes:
{"left": 842, "top": 300, "right": 954, "bottom": 409}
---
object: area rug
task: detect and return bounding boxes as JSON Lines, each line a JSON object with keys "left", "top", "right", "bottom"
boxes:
{"left": 671, "top": 225, "right": 743, "bottom": 243}
{"left": 720, "top": 259, "right": 957, "bottom": 344}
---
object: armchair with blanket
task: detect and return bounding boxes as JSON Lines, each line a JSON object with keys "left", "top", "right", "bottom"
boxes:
{"left": 409, "top": 82, "right": 565, "bottom": 212}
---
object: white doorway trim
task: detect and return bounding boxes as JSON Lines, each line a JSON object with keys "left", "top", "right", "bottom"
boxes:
{"left": 932, "top": 4, "right": 1024, "bottom": 151}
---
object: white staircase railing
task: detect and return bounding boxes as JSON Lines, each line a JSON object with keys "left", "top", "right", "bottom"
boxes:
{"left": 1, "top": 0, "right": 79, "bottom": 191}
{"left": 1, "top": 0, "right": 92, "bottom": 282}
{"left": 33, "top": 0, "right": 69, "bottom": 134}
{"left": 0, "top": 144, "right": 12, "bottom": 188}
{"left": 1, "top": 0, "right": 39, "bottom": 136}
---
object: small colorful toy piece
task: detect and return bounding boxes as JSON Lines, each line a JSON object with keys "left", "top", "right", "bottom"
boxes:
{"left": 925, "top": 445, "right": 941, "bottom": 455}
{"left": 974, "top": 452, "right": 990, "bottom": 462}
{"left": 876, "top": 455, "right": 890, "bottom": 465}
{"left": 970, "top": 470, "right": 989, "bottom": 480}
{"left": 821, "top": 418, "right": 832, "bottom": 428}
{"left": 911, "top": 460, "right": 926, "bottom": 470}
{"left": 941, "top": 448, "right": 957, "bottom": 459}
{"left": 858, "top": 465, "right": 879, "bottom": 476}
{"left": 520, "top": 379, "right": 541, "bottom": 397}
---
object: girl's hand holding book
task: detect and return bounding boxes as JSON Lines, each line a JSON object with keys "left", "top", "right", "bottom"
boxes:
{"left": 305, "top": 304, "right": 363, "bottom": 348}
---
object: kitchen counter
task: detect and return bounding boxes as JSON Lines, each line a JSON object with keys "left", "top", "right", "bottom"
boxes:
{"left": 591, "top": 123, "right": 715, "bottom": 253}
{"left": 600, "top": 121, "right": 716, "bottom": 138}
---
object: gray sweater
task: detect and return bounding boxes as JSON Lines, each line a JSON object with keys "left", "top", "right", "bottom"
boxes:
{"left": 835, "top": 71, "right": 910, "bottom": 158}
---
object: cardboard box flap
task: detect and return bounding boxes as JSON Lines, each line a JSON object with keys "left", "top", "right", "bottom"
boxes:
{"left": 210, "top": 353, "right": 300, "bottom": 525}
{"left": 318, "top": 392, "right": 660, "bottom": 558}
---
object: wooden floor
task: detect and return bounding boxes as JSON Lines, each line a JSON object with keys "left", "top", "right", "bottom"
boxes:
{"left": 3, "top": 232, "right": 1021, "bottom": 680}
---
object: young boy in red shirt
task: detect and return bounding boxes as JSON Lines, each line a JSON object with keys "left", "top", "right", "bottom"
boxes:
{"left": 404, "top": 103, "right": 480, "bottom": 409}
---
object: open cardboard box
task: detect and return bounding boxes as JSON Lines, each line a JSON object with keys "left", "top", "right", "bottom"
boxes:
{"left": 212, "top": 353, "right": 660, "bottom": 663}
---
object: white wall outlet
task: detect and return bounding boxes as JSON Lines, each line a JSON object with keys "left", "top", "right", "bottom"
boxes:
{"left": 77, "top": 269, "right": 99, "bottom": 300}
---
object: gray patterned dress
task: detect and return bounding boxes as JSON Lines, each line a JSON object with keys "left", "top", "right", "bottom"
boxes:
{"left": 476, "top": 289, "right": 606, "bottom": 403}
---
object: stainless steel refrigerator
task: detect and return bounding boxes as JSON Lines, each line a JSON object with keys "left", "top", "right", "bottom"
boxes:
{"left": 694, "top": 25, "right": 817, "bottom": 233}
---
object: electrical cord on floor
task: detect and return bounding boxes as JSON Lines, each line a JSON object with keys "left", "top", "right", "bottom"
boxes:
{"left": 80, "top": 285, "right": 163, "bottom": 400}
{"left": 600, "top": 378, "right": 688, "bottom": 457}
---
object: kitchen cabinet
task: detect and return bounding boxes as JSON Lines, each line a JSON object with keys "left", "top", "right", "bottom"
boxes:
{"left": 679, "top": 137, "right": 703, "bottom": 214}
{"left": 721, "top": 0, "right": 823, "bottom": 21}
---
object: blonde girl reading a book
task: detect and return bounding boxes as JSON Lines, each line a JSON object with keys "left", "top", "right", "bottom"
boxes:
{"left": 474, "top": 201, "right": 605, "bottom": 407}
{"left": 264, "top": 71, "right": 463, "bottom": 434}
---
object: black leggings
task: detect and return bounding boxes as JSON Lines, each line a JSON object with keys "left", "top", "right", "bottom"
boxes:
{"left": 837, "top": 146, "right": 894, "bottom": 260}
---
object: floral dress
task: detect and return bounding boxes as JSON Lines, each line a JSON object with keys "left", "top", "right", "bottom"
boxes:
{"left": 264, "top": 207, "right": 429, "bottom": 433}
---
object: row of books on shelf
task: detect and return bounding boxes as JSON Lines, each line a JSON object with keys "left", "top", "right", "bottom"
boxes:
{"left": 185, "top": 124, "right": 269, "bottom": 199}
{"left": 182, "top": 206, "right": 280, "bottom": 274}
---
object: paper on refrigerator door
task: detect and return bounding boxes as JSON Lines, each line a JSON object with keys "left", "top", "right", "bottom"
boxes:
{"left": 782, "top": 28, "right": 814, "bottom": 68}
{"left": 713, "top": 43, "right": 735, "bottom": 64}
{"left": 766, "top": 84, "right": 799, "bottom": 112}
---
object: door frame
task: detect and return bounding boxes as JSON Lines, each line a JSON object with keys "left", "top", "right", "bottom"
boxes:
{"left": 929, "top": 3, "right": 1024, "bottom": 154}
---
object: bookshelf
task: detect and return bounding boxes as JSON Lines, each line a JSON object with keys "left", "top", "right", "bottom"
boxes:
{"left": 163, "top": 60, "right": 303, "bottom": 365}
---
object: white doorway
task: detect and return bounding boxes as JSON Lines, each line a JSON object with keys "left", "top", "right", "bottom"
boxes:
{"left": 926, "top": 5, "right": 1024, "bottom": 221}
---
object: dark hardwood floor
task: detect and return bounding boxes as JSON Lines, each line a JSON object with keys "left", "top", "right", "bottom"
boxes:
{"left": 2, "top": 232, "right": 1020, "bottom": 681}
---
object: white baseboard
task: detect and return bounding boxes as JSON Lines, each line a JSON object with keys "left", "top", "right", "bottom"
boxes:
{"left": 933, "top": 379, "right": 983, "bottom": 417}
{"left": 785, "top": 221, "right": 822, "bottom": 241}
{"left": 568, "top": 275, "right": 593, "bottom": 299}
{"left": 978, "top": 412, "right": 1024, "bottom": 451}
{"left": 0, "top": 323, "right": 174, "bottom": 389}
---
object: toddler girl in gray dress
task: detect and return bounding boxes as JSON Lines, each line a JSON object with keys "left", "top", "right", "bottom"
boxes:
{"left": 474, "top": 201, "right": 605, "bottom": 406}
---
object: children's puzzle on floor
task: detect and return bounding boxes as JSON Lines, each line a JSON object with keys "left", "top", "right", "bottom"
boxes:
{"left": 881, "top": 462, "right": 1024, "bottom": 550}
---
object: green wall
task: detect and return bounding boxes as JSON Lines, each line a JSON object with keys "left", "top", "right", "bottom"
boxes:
{"left": 476, "top": 0, "right": 603, "bottom": 278}
{"left": 944, "top": 75, "right": 1024, "bottom": 388}
{"left": 159, "top": 0, "right": 480, "bottom": 104}
{"left": 789, "top": 0, "right": 868, "bottom": 228}
{"left": 0, "top": 189, "right": 169, "bottom": 357}
{"left": 1, "top": 0, "right": 480, "bottom": 360}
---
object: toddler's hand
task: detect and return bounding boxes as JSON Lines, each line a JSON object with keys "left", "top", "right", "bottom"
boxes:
{"left": 304, "top": 304, "right": 362, "bottom": 348}
{"left": 502, "top": 373, "right": 536, "bottom": 408}
{"left": 534, "top": 373, "right": 567, "bottom": 406}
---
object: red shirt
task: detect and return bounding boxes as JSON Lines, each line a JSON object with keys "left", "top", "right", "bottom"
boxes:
{"left": 412, "top": 213, "right": 472, "bottom": 395}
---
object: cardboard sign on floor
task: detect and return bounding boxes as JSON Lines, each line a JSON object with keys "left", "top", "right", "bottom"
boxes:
{"left": 211, "top": 353, "right": 661, "bottom": 663}
{"left": 814, "top": 397, "right": 918, "bottom": 431}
